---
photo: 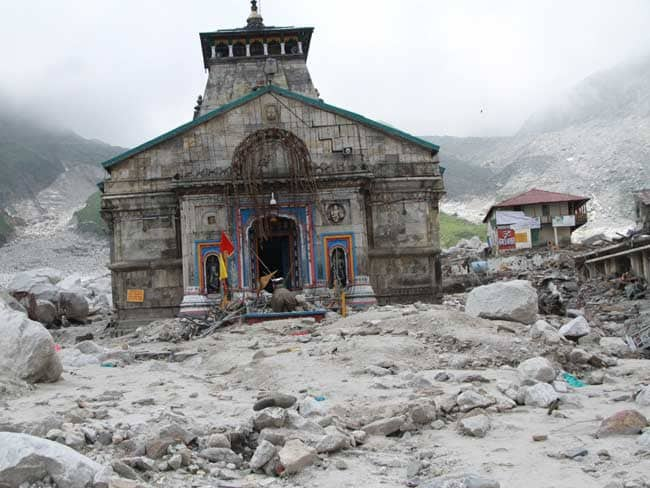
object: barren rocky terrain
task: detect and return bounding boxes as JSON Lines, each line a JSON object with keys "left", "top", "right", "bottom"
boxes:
{"left": 2, "top": 259, "right": 650, "bottom": 487}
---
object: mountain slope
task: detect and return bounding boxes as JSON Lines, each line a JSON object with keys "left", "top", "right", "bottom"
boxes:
{"left": 0, "top": 111, "right": 125, "bottom": 208}
{"left": 428, "top": 54, "right": 650, "bottom": 234}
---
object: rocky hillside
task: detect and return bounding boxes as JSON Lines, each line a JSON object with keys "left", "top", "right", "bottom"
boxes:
{"left": 428, "top": 54, "right": 650, "bottom": 236}
{"left": 0, "top": 109, "right": 125, "bottom": 243}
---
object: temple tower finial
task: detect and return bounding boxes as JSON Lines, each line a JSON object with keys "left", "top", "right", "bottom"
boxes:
{"left": 247, "top": 0, "right": 264, "bottom": 29}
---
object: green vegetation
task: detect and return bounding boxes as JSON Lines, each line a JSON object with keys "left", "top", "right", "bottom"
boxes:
{"left": 0, "top": 210, "right": 14, "bottom": 245}
{"left": 74, "top": 191, "right": 109, "bottom": 236}
{"left": 439, "top": 212, "right": 486, "bottom": 248}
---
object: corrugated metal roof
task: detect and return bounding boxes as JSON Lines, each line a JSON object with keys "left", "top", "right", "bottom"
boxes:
{"left": 101, "top": 85, "right": 440, "bottom": 170}
{"left": 482, "top": 188, "right": 590, "bottom": 222}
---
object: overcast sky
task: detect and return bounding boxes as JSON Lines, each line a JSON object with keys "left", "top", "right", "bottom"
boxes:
{"left": 1, "top": 0, "right": 649, "bottom": 147}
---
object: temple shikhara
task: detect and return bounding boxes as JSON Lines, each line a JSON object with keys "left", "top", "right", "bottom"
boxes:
{"left": 100, "top": 2, "right": 445, "bottom": 321}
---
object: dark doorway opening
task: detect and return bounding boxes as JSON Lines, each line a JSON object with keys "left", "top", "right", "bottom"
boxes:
{"left": 249, "top": 217, "right": 300, "bottom": 291}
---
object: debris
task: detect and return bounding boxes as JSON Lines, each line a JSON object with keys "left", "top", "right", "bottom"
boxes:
{"left": 278, "top": 439, "right": 317, "bottom": 475}
{"left": 0, "top": 432, "right": 104, "bottom": 488}
{"left": 562, "top": 372, "right": 585, "bottom": 388}
{"left": 559, "top": 316, "right": 591, "bottom": 341}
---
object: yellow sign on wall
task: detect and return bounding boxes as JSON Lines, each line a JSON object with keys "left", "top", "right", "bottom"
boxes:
{"left": 515, "top": 231, "right": 529, "bottom": 243}
{"left": 127, "top": 289, "right": 145, "bottom": 303}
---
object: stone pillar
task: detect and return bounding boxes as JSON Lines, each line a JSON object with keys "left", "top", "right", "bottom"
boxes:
{"left": 211, "top": 45, "right": 216, "bottom": 58}
{"left": 246, "top": 44, "right": 251, "bottom": 57}
{"left": 280, "top": 42, "right": 286, "bottom": 55}
{"left": 263, "top": 43, "right": 269, "bottom": 55}
{"left": 298, "top": 41, "right": 304, "bottom": 54}
{"left": 228, "top": 44, "right": 234, "bottom": 57}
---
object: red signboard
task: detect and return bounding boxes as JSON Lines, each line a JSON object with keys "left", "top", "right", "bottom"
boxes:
{"left": 497, "top": 228, "right": 516, "bottom": 250}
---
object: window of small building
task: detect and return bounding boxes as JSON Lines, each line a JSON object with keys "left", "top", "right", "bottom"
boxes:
{"left": 268, "top": 40, "right": 281, "bottom": 55}
{"left": 250, "top": 41, "right": 264, "bottom": 56}
{"left": 215, "top": 43, "right": 229, "bottom": 58}
{"left": 285, "top": 39, "right": 299, "bottom": 55}
{"left": 542, "top": 204, "right": 550, "bottom": 216}
{"left": 233, "top": 42, "right": 246, "bottom": 57}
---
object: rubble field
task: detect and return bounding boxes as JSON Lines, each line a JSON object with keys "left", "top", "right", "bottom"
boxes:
{"left": 1, "top": 248, "right": 650, "bottom": 488}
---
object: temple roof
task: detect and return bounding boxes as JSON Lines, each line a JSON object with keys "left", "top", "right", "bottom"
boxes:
{"left": 101, "top": 85, "right": 440, "bottom": 170}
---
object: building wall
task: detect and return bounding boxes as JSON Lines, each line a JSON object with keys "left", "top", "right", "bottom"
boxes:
{"left": 201, "top": 58, "right": 318, "bottom": 114}
{"left": 103, "top": 91, "right": 444, "bottom": 319}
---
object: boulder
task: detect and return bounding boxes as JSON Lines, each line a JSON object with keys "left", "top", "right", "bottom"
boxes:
{"left": 9, "top": 268, "right": 64, "bottom": 288}
{"left": 600, "top": 337, "right": 629, "bottom": 357}
{"left": 145, "top": 423, "right": 196, "bottom": 459}
{"left": 559, "top": 316, "right": 590, "bottom": 340}
{"left": 596, "top": 410, "right": 648, "bottom": 438}
{"left": 33, "top": 299, "right": 58, "bottom": 325}
{"left": 457, "top": 390, "right": 495, "bottom": 412}
{"left": 316, "top": 426, "right": 350, "bottom": 453}
{"left": 59, "top": 291, "right": 89, "bottom": 322}
{"left": 278, "top": 439, "right": 317, "bottom": 475}
{"left": 636, "top": 386, "right": 650, "bottom": 407}
{"left": 458, "top": 414, "right": 491, "bottom": 438}
{"left": 362, "top": 416, "right": 406, "bottom": 436}
{"left": 253, "top": 393, "right": 297, "bottom": 411}
{"left": 250, "top": 440, "right": 277, "bottom": 470}
{"left": 199, "top": 447, "right": 243, "bottom": 467}
{"left": 0, "top": 432, "right": 103, "bottom": 488}
{"left": 529, "top": 320, "right": 561, "bottom": 344}
{"left": 421, "top": 474, "right": 500, "bottom": 488}
{"left": 0, "top": 290, "right": 27, "bottom": 314}
{"left": 254, "top": 407, "right": 288, "bottom": 431}
{"left": 0, "top": 301, "right": 62, "bottom": 383}
{"left": 517, "top": 357, "right": 556, "bottom": 384}
{"left": 465, "top": 280, "right": 538, "bottom": 324}
{"left": 524, "top": 383, "right": 559, "bottom": 408}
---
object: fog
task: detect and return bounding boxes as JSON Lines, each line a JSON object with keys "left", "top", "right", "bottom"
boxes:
{"left": 1, "top": 0, "right": 649, "bottom": 147}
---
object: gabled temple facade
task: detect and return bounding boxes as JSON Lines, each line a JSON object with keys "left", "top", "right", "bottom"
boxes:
{"left": 101, "top": 3, "right": 445, "bottom": 321}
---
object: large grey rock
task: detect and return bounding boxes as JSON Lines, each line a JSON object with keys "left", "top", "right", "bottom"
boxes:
{"left": 457, "top": 391, "right": 495, "bottom": 412}
{"left": 253, "top": 393, "right": 297, "bottom": 411}
{"left": 517, "top": 357, "right": 556, "bottom": 384}
{"left": 0, "top": 301, "right": 62, "bottom": 383}
{"left": 199, "top": 447, "right": 243, "bottom": 467}
{"left": 465, "top": 280, "right": 538, "bottom": 324}
{"left": 0, "top": 432, "right": 103, "bottom": 488}
{"left": 145, "top": 423, "right": 196, "bottom": 459}
{"left": 9, "top": 268, "right": 63, "bottom": 289}
{"left": 33, "top": 299, "right": 58, "bottom": 325}
{"left": 249, "top": 440, "right": 277, "bottom": 470}
{"left": 316, "top": 426, "right": 350, "bottom": 453}
{"left": 59, "top": 291, "right": 89, "bottom": 322}
{"left": 524, "top": 383, "right": 559, "bottom": 408}
{"left": 458, "top": 415, "right": 491, "bottom": 438}
{"left": 278, "top": 439, "right": 317, "bottom": 475}
{"left": 254, "top": 407, "right": 288, "bottom": 431}
{"left": 362, "top": 416, "right": 406, "bottom": 436}
{"left": 422, "top": 473, "right": 500, "bottom": 487}
{"left": 0, "top": 290, "right": 27, "bottom": 314}
{"left": 559, "top": 316, "right": 591, "bottom": 340}
{"left": 600, "top": 337, "right": 629, "bottom": 357}
{"left": 529, "top": 320, "right": 561, "bottom": 344}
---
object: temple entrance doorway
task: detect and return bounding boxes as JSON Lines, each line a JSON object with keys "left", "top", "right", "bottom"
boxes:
{"left": 249, "top": 216, "right": 300, "bottom": 291}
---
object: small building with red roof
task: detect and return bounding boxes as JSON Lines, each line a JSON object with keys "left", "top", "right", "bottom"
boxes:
{"left": 483, "top": 189, "right": 589, "bottom": 252}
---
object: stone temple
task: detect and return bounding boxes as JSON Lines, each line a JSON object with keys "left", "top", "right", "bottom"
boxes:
{"left": 100, "top": 2, "right": 445, "bottom": 321}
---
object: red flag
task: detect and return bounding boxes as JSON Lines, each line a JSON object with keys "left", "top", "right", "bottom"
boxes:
{"left": 220, "top": 231, "right": 235, "bottom": 257}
